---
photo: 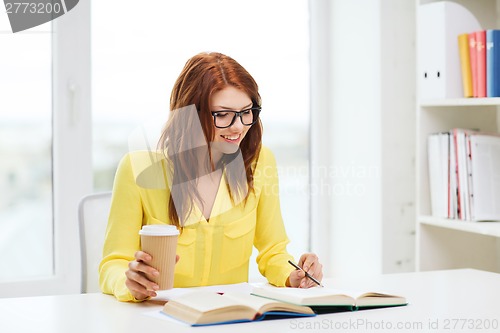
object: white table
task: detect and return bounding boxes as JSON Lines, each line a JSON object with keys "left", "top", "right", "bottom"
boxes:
{"left": 1, "top": 269, "right": 499, "bottom": 333}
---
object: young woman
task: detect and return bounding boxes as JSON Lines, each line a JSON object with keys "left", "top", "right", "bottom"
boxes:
{"left": 99, "top": 52, "right": 323, "bottom": 302}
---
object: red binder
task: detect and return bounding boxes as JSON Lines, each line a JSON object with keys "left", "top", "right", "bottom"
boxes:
{"left": 476, "top": 30, "right": 487, "bottom": 98}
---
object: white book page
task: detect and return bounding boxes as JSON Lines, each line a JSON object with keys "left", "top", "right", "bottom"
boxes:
{"left": 164, "top": 291, "right": 241, "bottom": 313}
{"left": 222, "top": 292, "right": 290, "bottom": 312}
{"left": 152, "top": 282, "right": 254, "bottom": 302}
{"left": 251, "top": 284, "right": 359, "bottom": 305}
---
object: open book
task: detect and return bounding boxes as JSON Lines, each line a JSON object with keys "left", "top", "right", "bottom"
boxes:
{"left": 161, "top": 291, "right": 315, "bottom": 326}
{"left": 251, "top": 285, "right": 407, "bottom": 313}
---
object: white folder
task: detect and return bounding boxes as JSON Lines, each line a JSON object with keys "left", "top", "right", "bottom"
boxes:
{"left": 428, "top": 132, "right": 450, "bottom": 218}
{"left": 418, "top": 1, "right": 481, "bottom": 100}
{"left": 469, "top": 134, "right": 500, "bottom": 221}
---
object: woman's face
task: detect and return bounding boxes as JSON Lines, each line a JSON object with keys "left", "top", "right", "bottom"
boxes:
{"left": 210, "top": 86, "right": 253, "bottom": 155}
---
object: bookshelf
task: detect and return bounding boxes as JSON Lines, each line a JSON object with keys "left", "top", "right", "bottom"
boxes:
{"left": 416, "top": 0, "right": 500, "bottom": 273}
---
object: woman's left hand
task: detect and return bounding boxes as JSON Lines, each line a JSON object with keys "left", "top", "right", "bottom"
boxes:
{"left": 286, "top": 253, "right": 323, "bottom": 288}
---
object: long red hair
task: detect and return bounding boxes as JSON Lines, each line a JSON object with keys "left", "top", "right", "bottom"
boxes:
{"left": 158, "top": 52, "right": 262, "bottom": 227}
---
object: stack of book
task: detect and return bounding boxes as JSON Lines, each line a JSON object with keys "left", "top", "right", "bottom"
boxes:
{"left": 458, "top": 30, "right": 500, "bottom": 98}
{"left": 428, "top": 129, "right": 500, "bottom": 221}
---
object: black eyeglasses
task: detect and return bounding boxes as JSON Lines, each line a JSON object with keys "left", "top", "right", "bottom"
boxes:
{"left": 211, "top": 106, "right": 261, "bottom": 129}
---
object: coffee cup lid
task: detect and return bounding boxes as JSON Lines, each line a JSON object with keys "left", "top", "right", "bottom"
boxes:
{"left": 139, "top": 224, "right": 179, "bottom": 236}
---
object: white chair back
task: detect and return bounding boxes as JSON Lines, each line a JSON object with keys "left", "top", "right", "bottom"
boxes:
{"left": 78, "top": 192, "right": 112, "bottom": 293}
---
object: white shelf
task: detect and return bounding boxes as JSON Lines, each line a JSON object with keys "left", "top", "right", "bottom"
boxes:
{"left": 419, "top": 215, "right": 500, "bottom": 237}
{"left": 420, "top": 97, "right": 500, "bottom": 107}
{"left": 416, "top": 0, "right": 500, "bottom": 273}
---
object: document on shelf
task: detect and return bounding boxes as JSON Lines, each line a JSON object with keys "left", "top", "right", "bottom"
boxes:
{"left": 469, "top": 134, "right": 500, "bottom": 221}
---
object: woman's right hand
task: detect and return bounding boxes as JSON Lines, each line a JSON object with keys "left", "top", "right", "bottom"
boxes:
{"left": 125, "top": 251, "right": 180, "bottom": 300}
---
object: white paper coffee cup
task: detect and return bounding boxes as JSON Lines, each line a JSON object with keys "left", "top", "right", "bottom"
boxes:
{"left": 139, "top": 225, "right": 179, "bottom": 290}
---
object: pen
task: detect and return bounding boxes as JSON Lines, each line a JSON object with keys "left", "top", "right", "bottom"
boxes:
{"left": 288, "top": 260, "right": 324, "bottom": 287}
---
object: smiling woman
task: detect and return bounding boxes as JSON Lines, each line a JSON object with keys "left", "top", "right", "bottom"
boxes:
{"left": 99, "top": 51, "right": 323, "bottom": 302}
{"left": 0, "top": 0, "right": 310, "bottom": 298}
{"left": 91, "top": 0, "right": 311, "bottom": 281}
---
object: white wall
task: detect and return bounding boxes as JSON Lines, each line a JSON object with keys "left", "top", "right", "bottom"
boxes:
{"left": 380, "top": 0, "right": 416, "bottom": 273}
{"left": 310, "top": 0, "right": 416, "bottom": 278}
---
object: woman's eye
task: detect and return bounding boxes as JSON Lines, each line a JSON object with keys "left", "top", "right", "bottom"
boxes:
{"left": 215, "top": 112, "right": 230, "bottom": 118}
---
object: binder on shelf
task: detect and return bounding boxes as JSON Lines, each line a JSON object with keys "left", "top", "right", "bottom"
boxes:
{"left": 418, "top": 1, "right": 481, "bottom": 100}
{"left": 469, "top": 134, "right": 500, "bottom": 221}
{"left": 458, "top": 33, "right": 473, "bottom": 97}
{"left": 475, "top": 30, "right": 487, "bottom": 98}
{"left": 448, "top": 133, "right": 457, "bottom": 219}
{"left": 465, "top": 130, "right": 474, "bottom": 221}
{"left": 486, "top": 30, "right": 500, "bottom": 97}
{"left": 428, "top": 133, "right": 450, "bottom": 218}
{"left": 453, "top": 129, "right": 470, "bottom": 220}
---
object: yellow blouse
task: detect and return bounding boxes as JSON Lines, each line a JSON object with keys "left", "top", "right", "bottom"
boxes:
{"left": 99, "top": 146, "right": 295, "bottom": 302}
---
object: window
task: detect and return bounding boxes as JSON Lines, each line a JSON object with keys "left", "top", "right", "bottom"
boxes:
{"left": 92, "top": 0, "right": 310, "bottom": 278}
{"left": 0, "top": 18, "right": 53, "bottom": 282}
{"left": 0, "top": 2, "right": 91, "bottom": 297}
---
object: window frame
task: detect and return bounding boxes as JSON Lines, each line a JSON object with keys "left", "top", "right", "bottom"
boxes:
{"left": 0, "top": 2, "right": 92, "bottom": 297}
